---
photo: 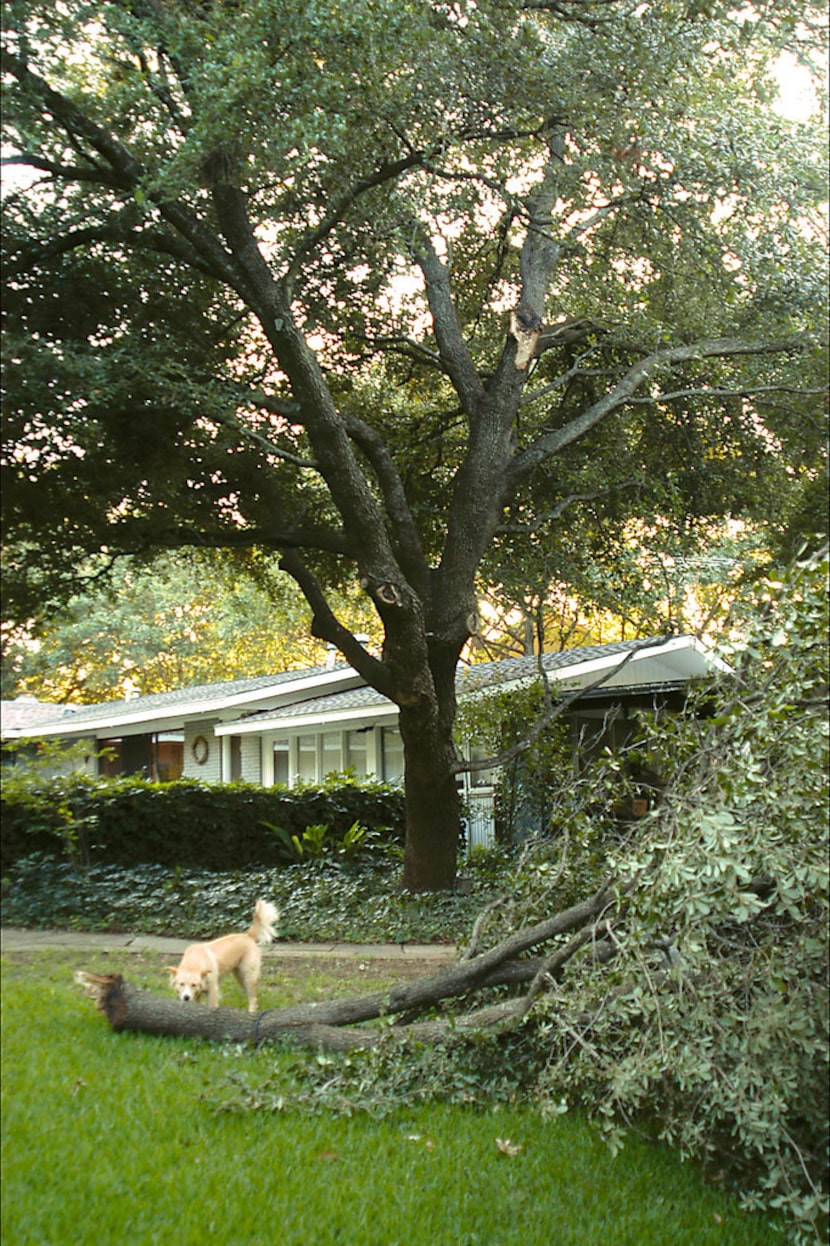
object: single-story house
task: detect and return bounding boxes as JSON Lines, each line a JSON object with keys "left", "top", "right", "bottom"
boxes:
{"left": 1, "top": 635, "right": 725, "bottom": 848}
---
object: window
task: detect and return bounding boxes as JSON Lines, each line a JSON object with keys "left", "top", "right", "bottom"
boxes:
{"left": 345, "top": 730, "right": 369, "bottom": 778}
{"left": 381, "top": 727, "right": 404, "bottom": 782}
{"left": 297, "top": 735, "right": 317, "bottom": 781}
{"left": 272, "top": 740, "right": 289, "bottom": 785}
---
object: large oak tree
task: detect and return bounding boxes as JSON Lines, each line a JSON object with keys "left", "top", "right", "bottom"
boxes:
{"left": 2, "top": 0, "right": 826, "bottom": 888}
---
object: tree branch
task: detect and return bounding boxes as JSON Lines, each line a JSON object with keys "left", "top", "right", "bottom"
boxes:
{"left": 506, "top": 336, "right": 808, "bottom": 488}
{"left": 625, "top": 383, "right": 829, "bottom": 405}
{"left": 0, "top": 153, "right": 126, "bottom": 188}
{"left": 124, "top": 521, "right": 351, "bottom": 558}
{"left": 517, "top": 131, "right": 565, "bottom": 318}
{"left": 522, "top": 919, "right": 615, "bottom": 1011}
{"left": 342, "top": 412, "right": 429, "bottom": 594}
{"left": 4, "top": 54, "right": 144, "bottom": 188}
{"left": 208, "top": 410, "right": 318, "bottom": 470}
{"left": 3, "top": 213, "right": 220, "bottom": 281}
{"left": 203, "top": 176, "right": 409, "bottom": 598}
{"left": 412, "top": 230, "right": 486, "bottom": 421}
{"left": 276, "top": 548, "right": 397, "bottom": 699}
{"left": 285, "top": 153, "right": 425, "bottom": 290}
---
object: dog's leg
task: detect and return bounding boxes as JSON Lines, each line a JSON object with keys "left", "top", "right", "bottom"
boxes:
{"left": 248, "top": 955, "right": 262, "bottom": 1013}
{"left": 234, "top": 964, "right": 259, "bottom": 1014}
{"left": 206, "top": 971, "right": 220, "bottom": 1008}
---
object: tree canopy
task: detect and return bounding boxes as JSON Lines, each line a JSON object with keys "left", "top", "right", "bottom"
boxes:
{"left": 2, "top": 0, "right": 827, "bottom": 887}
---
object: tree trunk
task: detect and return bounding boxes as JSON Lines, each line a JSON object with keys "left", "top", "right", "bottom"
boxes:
{"left": 398, "top": 697, "right": 463, "bottom": 893}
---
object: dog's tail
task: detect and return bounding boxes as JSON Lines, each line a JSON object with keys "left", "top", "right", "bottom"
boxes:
{"left": 248, "top": 899, "right": 279, "bottom": 945}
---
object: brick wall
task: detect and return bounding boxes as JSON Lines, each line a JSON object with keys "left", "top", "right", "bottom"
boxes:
{"left": 183, "top": 721, "right": 222, "bottom": 782}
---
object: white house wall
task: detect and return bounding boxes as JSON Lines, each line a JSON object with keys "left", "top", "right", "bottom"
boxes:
{"left": 183, "top": 721, "right": 222, "bottom": 782}
{"left": 241, "top": 735, "right": 262, "bottom": 784}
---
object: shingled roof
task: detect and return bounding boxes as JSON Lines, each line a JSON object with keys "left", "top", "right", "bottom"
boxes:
{"left": 3, "top": 636, "right": 723, "bottom": 743}
{"left": 1, "top": 662, "right": 360, "bottom": 739}
{"left": 215, "top": 635, "right": 721, "bottom": 737}
{"left": 0, "top": 698, "right": 79, "bottom": 735}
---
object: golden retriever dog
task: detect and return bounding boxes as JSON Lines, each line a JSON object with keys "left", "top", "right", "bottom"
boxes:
{"left": 167, "top": 899, "right": 278, "bottom": 1014}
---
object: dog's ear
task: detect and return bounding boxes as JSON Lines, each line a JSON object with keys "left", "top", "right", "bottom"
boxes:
{"left": 166, "top": 966, "right": 178, "bottom": 980}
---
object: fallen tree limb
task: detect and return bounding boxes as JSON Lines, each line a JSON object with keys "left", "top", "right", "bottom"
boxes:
{"left": 74, "top": 882, "right": 617, "bottom": 1040}
{"left": 522, "top": 919, "right": 615, "bottom": 1012}
{"left": 73, "top": 885, "right": 621, "bottom": 1048}
{"left": 74, "top": 971, "right": 528, "bottom": 1051}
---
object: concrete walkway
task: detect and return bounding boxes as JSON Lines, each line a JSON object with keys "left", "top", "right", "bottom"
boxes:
{"left": 0, "top": 926, "right": 455, "bottom": 961}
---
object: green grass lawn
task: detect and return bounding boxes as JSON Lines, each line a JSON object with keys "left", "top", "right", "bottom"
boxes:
{"left": 2, "top": 949, "right": 786, "bottom": 1246}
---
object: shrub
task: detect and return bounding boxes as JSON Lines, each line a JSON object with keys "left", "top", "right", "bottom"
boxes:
{"left": 0, "top": 773, "right": 403, "bottom": 872}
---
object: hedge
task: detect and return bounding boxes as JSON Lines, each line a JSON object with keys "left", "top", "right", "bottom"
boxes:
{"left": 0, "top": 774, "right": 404, "bottom": 872}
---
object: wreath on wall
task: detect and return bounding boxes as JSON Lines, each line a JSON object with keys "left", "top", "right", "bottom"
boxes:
{"left": 192, "top": 735, "right": 209, "bottom": 765}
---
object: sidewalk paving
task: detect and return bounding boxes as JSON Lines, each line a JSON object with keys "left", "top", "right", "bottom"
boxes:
{"left": 0, "top": 926, "right": 456, "bottom": 961}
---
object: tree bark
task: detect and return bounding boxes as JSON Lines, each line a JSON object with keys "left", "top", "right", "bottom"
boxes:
{"left": 73, "top": 972, "right": 530, "bottom": 1052}
{"left": 399, "top": 703, "right": 463, "bottom": 892}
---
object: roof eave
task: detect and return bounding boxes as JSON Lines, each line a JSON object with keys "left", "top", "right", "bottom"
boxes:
{"left": 3, "top": 667, "right": 365, "bottom": 741}
{"left": 216, "top": 702, "right": 399, "bottom": 736}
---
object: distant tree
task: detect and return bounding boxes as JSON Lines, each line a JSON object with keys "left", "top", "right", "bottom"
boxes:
{"left": 474, "top": 520, "right": 776, "bottom": 658}
{"left": 1, "top": 550, "right": 380, "bottom": 702}
{"left": 2, "top": 0, "right": 827, "bottom": 887}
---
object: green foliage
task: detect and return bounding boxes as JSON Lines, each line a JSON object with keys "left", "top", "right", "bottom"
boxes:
{"left": 1, "top": 0, "right": 826, "bottom": 623}
{"left": 480, "top": 518, "right": 781, "bottom": 655}
{"left": 0, "top": 774, "right": 403, "bottom": 872}
{"left": 0, "top": 852, "right": 486, "bottom": 944}
{"left": 259, "top": 818, "right": 380, "bottom": 864}
{"left": 457, "top": 682, "right": 579, "bottom": 840}
{"left": 1, "top": 739, "right": 113, "bottom": 865}
{"left": 1, "top": 549, "right": 381, "bottom": 702}
{"left": 527, "top": 549, "right": 828, "bottom": 1241}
